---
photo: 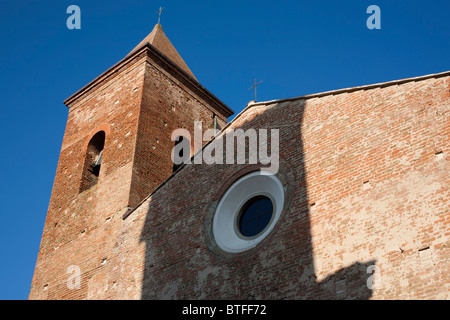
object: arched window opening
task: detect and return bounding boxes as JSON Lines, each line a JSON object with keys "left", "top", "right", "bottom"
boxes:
{"left": 172, "top": 135, "right": 190, "bottom": 173}
{"left": 80, "top": 131, "right": 105, "bottom": 192}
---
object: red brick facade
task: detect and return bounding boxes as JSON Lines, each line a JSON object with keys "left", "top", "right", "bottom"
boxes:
{"left": 29, "top": 25, "right": 449, "bottom": 299}
{"left": 29, "top": 35, "right": 232, "bottom": 299}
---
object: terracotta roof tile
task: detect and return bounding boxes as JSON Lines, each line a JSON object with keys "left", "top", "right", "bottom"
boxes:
{"left": 127, "top": 24, "right": 196, "bottom": 79}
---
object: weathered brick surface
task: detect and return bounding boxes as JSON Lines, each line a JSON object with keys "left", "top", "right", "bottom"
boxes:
{"left": 119, "top": 73, "right": 449, "bottom": 300}
{"left": 29, "top": 45, "right": 231, "bottom": 299}
{"left": 30, "top": 61, "right": 449, "bottom": 299}
{"left": 129, "top": 58, "right": 227, "bottom": 207}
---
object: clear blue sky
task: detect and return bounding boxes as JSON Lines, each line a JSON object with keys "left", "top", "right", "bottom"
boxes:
{"left": 0, "top": 0, "right": 448, "bottom": 299}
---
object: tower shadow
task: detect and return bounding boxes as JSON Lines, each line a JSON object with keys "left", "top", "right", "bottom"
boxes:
{"left": 138, "top": 99, "right": 375, "bottom": 300}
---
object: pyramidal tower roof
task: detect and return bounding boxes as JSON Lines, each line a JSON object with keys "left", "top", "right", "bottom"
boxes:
{"left": 127, "top": 23, "right": 196, "bottom": 80}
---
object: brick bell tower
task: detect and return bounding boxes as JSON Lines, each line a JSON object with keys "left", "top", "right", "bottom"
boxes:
{"left": 29, "top": 23, "right": 233, "bottom": 299}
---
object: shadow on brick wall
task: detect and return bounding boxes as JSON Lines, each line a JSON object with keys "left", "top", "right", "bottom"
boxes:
{"left": 139, "top": 100, "right": 376, "bottom": 300}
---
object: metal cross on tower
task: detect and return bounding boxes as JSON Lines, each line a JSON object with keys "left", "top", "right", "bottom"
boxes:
{"left": 249, "top": 79, "right": 263, "bottom": 102}
{"left": 157, "top": 7, "right": 164, "bottom": 25}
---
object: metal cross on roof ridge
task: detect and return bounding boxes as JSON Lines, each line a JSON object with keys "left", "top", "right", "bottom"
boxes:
{"left": 249, "top": 79, "right": 263, "bottom": 102}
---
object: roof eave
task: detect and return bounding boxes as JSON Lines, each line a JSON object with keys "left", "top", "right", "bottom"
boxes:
{"left": 252, "top": 70, "right": 450, "bottom": 107}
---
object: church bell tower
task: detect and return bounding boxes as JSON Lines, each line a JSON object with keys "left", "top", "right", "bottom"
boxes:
{"left": 29, "top": 22, "right": 233, "bottom": 299}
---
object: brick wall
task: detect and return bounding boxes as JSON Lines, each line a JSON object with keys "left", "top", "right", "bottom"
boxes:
{"left": 117, "top": 73, "right": 449, "bottom": 299}
{"left": 129, "top": 56, "right": 227, "bottom": 207}
{"left": 30, "top": 70, "right": 449, "bottom": 299}
{"left": 29, "top": 46, "right": 231, "bottom": 299}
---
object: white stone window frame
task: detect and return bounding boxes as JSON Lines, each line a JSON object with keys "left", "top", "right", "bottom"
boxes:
{"left": 212, "top": 171, "right": 286, "bottom": 253}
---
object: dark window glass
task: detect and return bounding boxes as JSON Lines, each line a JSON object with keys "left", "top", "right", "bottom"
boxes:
{"left": 238, "top": 196, "right": 273, "bottom": 237}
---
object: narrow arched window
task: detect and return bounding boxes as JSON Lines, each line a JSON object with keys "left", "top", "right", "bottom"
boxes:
{"left": 172, "top": 135, "right": 191, "bottom": 173}
{"left": 80, "top": 131, "right": 105, "bottom": 192}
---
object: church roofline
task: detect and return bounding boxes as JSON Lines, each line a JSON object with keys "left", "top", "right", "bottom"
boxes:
{"left": 122, "top": 69, "right": 450, "bottom": 221}
{"left": 63, "top": 42, "right": 234, "bottom": 118}
{"left": 250, "top": 70, "right": 450, "bottom": 107}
